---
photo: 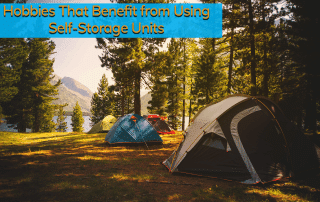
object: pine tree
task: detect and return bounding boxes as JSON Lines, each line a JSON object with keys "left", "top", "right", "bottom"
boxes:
{"left": 90, "top": 93, "right": 101, "bottom": 123}
{"left": 90, "top": 74, "right": 115, "bottom": 124}
{"left": 98, "top": 38, "right": 148, "bottom": 116}
{"left": 0, "top": 38, "right": 27, "bottom": 102}
{"left": 71, "top": 101, "right": 84, "bottom": 133}
{"left": 0, "top": 0, "right": 28, "bottom": 120}
{"left": 193, "top": 38, "right": 228, "bottom": 107}
{"left": 148, "top": 51, "right": 169, "bottom": 116}
{"left": 27, "top": 38, "right": 60, "bottom": 132}
{"left": 56, "top": 105, "right": 68, "bottom": 132}
{"left": 186, "top": 39, "right": 200, "bottom": 125}
{"left": 0, "top": 38, "right": 28, "bottom": 120}
{"left": 1, "top": 38, "right": 60, "bottom": 132}
{"left": 165, "top": 38, "right": 184, "bottom": 130}
{"left": 122, "top": 39, "right": 146, "bottom": 116}
{"left": 284, "top": 0, "right": 320, "bottom": 132}
{"left": 39, "top": 103, "right": 57, "bottom": 132}
{"left": 96, "top": 38, "right": 136, "bottom": 116}
{"left": 97, "top": 0, "right": 173, "bottom": 116}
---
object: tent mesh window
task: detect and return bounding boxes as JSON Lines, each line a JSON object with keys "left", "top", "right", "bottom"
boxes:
{"left": 202, "top": 134, "right": 229, "bottom": 151}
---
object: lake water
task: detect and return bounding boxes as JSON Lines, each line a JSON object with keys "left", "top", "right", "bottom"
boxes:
{"left": 52, "top": 116, "right": 92, "bottom": 132}
{"left": 0, "top": 116, "right": 92, "bottom": 133}
{"left": 1, "top": 116, "right": 189, "bottom": 132}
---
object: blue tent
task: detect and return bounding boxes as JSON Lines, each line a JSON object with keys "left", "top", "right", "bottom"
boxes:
{"left": 105, "top": 114, "right": 163, "bottom": 144}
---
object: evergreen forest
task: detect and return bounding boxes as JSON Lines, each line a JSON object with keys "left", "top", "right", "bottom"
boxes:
{"left": 0, "top": 0, "right": 319, "bottom": 134}
{"left": 94, "top": 0, "right": 319, "bottom": 133}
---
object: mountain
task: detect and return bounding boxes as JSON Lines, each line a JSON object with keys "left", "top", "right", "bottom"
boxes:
{"left": 61, "top": 77, "right": 93, "bottom": 98}
{"left": 51, "top": 74, "right": 153, "bottom": 115}
{"left": 50, "top": 74, "right": 93, "bottom": 113}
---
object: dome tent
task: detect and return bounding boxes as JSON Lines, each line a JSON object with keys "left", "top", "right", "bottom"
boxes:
{"left": 87, "top": 115, "right": 117, "bottom": 134}
{"left": 105, "top": 114, "right": 162, "bottom": 145}
{"left": 163, "top": 95, "right": 320, "bottom": 184}
{"left": 145, "top": 114, "right": 175, "bottom": 134}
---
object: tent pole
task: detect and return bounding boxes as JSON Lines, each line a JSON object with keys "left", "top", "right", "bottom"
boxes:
{"left": 254, "top": 98, "right": 293, "bottom": 172}
{"left": 135, "top": 122, "right": 149, "bottom": 150}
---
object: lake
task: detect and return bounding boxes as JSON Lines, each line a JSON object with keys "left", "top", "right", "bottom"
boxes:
{"left": 53, "top": 116, "right": 92, "bottom": 132}
{"left": 1, "top": 116, "right": 188, "bottom": 132}
{"left": 0, "top": 116, "right": 92, "bottom": 133}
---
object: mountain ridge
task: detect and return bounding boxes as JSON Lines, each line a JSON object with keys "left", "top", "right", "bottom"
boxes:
{"left": 50, "top": 74, "right": 93, "bottom": 113}
{"left": 51, "top": 74, "right": 152, "bottom": 115}
{"left": 61, "top": 77, "right": 93, "bottom": 98}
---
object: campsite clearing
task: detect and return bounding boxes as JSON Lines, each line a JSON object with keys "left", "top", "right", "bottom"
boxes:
{"left": 0, "top": 131, "right": 319, "bottom": 201}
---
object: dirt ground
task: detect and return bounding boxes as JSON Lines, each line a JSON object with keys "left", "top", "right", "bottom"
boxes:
{"left": 0, "top": 132, "right": 320, "bottom": 201}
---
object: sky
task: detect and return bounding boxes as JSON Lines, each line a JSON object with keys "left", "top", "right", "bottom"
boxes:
{"left": 27, "top": 0, "right": 201, "bottom": 96}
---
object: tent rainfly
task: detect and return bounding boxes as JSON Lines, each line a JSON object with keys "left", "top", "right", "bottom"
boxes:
{"left": 145, "top": 115, "right": 175, "bottom": 134}
{"left": 105, "top": 114, "right": 163, "bottom": 145}
{"left": 163, "top": 95, "right": 320, "bottom": 184}
{"left": 87, "top": 115, "right": 117, "bottom": 134}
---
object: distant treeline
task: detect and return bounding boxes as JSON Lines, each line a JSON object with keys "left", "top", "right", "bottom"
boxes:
{"left": 63, "top": 111, "right": 92, "bottom": 117}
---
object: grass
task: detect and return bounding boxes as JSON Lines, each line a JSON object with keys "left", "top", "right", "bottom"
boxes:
{"left": 0, "top": 131, "right": 319, "bottom": 201}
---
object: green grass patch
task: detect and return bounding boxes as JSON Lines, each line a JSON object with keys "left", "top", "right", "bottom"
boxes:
{"left": 1, "top": 132, "right": 319, "bottom": 202}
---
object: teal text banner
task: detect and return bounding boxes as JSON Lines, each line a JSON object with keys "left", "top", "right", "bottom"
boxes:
{"left": 0, "top": 3, "right": 222, "bottom": 38}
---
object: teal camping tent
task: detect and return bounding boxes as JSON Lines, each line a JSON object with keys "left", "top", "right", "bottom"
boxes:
{"left": 105, "top": 114, "right": 163, "bottom": 144}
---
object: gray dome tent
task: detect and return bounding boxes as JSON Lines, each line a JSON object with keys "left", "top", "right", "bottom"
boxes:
{"left": 163, "top": 95, "right": 320, "bottom": 184}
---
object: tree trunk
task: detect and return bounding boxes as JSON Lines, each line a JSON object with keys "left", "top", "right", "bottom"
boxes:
{"left": 33, "top": 96, "right": 40, "bottom": 132}
{"left": 248, "top": 0, "right": 257, "bottom": 96}
{"left": 18, "top": 110, "right": 26, "bottom": 132}
{"left": 189, "top": 84, "right": 192, "bottom": 126}
{"left": 212, "top": 0, "right": 216, "bottom": 67}
{"left": 228, "top": 3, "right": 234, "bottom": 94}
{"left": 33, "top": 108, "right": 40, "bottom": 132}
{"left": 182, "top": 39, "right": 186, "bottom": 131}
{"left": 121, "top": 87, "right": 125, "bottom": 116}
{"left": 134, "top": 69, "right": 141, "bottom": 115}
{"left": 305, "top": 74, "right": 317, "bottom": 132}
{"left": 262, "top": 5, "right": 269, "bottom": 97}
{"left": 127, "top": 96, "right": 130, "bottom": 114}
{"left": 263, "top": 72, "right": 269, "bottom": 97}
